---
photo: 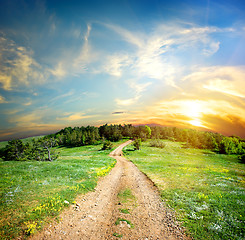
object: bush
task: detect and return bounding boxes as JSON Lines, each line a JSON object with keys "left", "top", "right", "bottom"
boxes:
{"left": 101, "top": 140, "right": 113, "bottom": 150}
{"left": 238, "top": 154, "right": 245, "bottom": 164}
{"left": 133, "top": 138, "right": 141, "bottom": 150}
{"left": 149, "top": 139, "right": 165, "bottom": 148}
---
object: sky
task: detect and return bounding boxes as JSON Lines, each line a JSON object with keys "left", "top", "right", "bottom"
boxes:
{"left": 0, "top": 0, "right": 245, "bottom": 141}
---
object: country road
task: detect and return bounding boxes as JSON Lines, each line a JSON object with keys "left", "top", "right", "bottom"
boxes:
{"left": 31, "top": 140, "right": 189, "bottom": 240}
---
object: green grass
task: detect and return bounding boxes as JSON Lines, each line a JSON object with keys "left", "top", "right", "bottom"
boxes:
{"left": 123, "top": 140, "right": 245, "bottom": 240}
{"left": 113, "top": 232, "right": 123, "bottom": 238}
{"left": 0, "top": 141, "right": 121, "bottom": 239}
{"left": 115, "top": 218, "right": 134, "bottom": 228}
{"left": 118, "top": 188, "right": 135, "bottom": 203}
{"left": 119, "top": 208, "right": 130, "bottom": 214}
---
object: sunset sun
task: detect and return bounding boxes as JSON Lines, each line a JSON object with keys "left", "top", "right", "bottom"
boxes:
{"left": 189, "top": 119, "right": 203, "bottom": 127}
{"left": 184, "top": 101, "right": 202, "bottom": 118}
{"left": 182, "top": 101, "right": 205, "bottom": 128}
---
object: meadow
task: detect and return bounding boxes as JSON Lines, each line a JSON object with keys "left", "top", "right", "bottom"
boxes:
{"left": 0, "top": 140, "right": 123, "bottom": 239}
{"left": 123, "top": 140, "right": 245, "bottom": 240}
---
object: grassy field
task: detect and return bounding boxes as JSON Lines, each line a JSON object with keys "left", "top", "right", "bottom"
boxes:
{"left": 123, "top": 140, "right": 245, "bottom": 240}
{"left": 0, "top": 140, "right": 124, "bottom": 239}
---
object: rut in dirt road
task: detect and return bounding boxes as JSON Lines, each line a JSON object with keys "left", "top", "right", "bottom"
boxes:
{"left": 31, "top": 140, "right": 189, "bottom": 240}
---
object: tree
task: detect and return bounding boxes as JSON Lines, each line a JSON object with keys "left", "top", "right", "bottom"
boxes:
{"left": 101, "top": 140, "right": 113, "bottom": 150}
{"left": 31, "top": 139, "right": 46, "bottom": 161}
{"left": 40, "top": 137, "right": 59, "bottom": 161}
{"left": 145, "top": 125, "right": 151, "bottom": 139}
{"left": 133, "top": 138, "right": 142, "bottom": 150}
{"left": 4, "top": 139, "right": 26, "bottom": 161}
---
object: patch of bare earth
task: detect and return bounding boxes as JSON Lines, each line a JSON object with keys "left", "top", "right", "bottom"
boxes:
{"left": 30, "top": 140, "right": 190, "bottom": 240}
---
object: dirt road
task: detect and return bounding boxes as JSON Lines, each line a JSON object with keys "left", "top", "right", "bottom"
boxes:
{"left": 31, "top": 140, "right": 189, "bottom": 240}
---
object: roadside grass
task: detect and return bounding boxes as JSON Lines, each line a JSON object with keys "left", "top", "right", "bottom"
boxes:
{"left": 115, "top": 218, "right": 134, "bottom": 228}
{"left": 118, "top": 188, "right": 135, "bottom": 203}
{"left": 119, "top": 208, "right": 130, "bottom": 214}
{"left": 113, "top": 232, "right": 123, "bottom": 238}
{"left": 0, "top": 141, "right": 122, "bottom": 240}
{"left": 123, "top": 140, "right": 245, "bottom": 240}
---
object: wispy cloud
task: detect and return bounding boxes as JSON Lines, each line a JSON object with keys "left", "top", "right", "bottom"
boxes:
{"left": 7, "top": 107, "right": 61, "bottom": 129}
{"left": 103, "top": 23, "right": 145, "bottom": 48}
{"left": 112, "top": 111, "right": 126, "bottom": 115}
{"left": 103, "top": 53, "right": 132, "bottom": 77}
{"left": 22, "top": 100, "right": 32, "bottom": 106}
{"left": 0, "top": 35, "right": 48, "bottom": 91}
{"left": 8, "top": 112, "right": 42, "bottom": 127}
{"left": 0, "top": 95, "right": 7, "bottom": 103}
{"left": 115, "top": 81, "right": 152, "bottom": 106}
{"left": 182, "top": 66, "right": 245, "bottom": 99}
{"left": 56, "top": 112, "right": 94, "bottom": 121}
{"left": 100, "top": 22, "right": 224, "bottom": 90}
{"left": 115, "top": 97, "right": 139, "bottom": 106}
{"left": 49, "top": 24, "right": 96, "bottom": 78}
{"left": 49, "top": 62, "right": 67, "bottom": 78}
{"left": 72, "top": 24, "right": 94, "bottom": 73}
{"left": 49, "top": 90, "right": 75, "bottom": 103}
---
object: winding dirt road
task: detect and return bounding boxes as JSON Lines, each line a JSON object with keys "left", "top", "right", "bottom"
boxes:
{"left": 31, "top": 140, "right": 189, "bottom": 240}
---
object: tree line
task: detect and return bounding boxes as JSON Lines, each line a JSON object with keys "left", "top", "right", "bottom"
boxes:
{"left": 1, "top": 124, "right": 245, "bottom": 161}
{"left": 1, "top": 137, "right": 59, "bottom": 161}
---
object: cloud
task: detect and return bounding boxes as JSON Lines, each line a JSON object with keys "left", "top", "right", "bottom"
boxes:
{"left": 115, "top": 81, "right": 152, "bottom": 106}
{"left": 100, "top": 22, "right": 223, "bottom": 90}
{"left": 22, "top": 100, "right": 32, "bottom": 106}
{"left": 103, "top": 53, "right": 132, "bottom": 77}
{"left": 72, "top": 23, "right": 96, "bottom": 74}
{"left": 49, "top": 62, "right": 67, "bottom": 78}
{"left": 61, "top": 91, "right": 99, "bottom": 104}
{"left": 8, "top": 112, "right": 42, "bottom": 127}
{"left": 128, "top": 81, "right": 152, "bottom": 95}
{"left": 0, "top": 95, "right": 7, "bottom": 103}
{"left": 182, "top": 65, "right": 245, "bottom": 99}
{"left": 115, "top": 97, "right": 139, "bottom": 106}
{"left": 0, "top": 35, "right": 48, "bottom": 91}
{"left": 203, "top": 41, "right": 220, "bottom": 56}
{"left": 49, "top": 90, "right": 75, "bottom": 103}
{"left": 103, "top": 23, "right": 144, "bottom": 48}
{"left": 49, "top": 24, "right": 96, "bottom": 78}
{"left": 112, "top": 111, "right": 125, "bottom": 114}
{"left": 7, "top": 107, "right": 63, "bottom": 130}
{"left": 56, "top": 112, "right": 94, "bottom": 121}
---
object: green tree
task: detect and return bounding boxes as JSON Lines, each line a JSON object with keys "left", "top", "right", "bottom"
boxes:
{"left": 40, "top": 137, "right": 59, "bottom": 161}
{"left": 145, "top": 125, "right": 152, "bottom": 139}
{"left": 133, "top": 138, "right": 142, "bottom": 150}
{"left": 101, "top": 140, "right": 113, "bottom": 150}
{"left": 4, "top": 139, "right": 26, "bottom": 161}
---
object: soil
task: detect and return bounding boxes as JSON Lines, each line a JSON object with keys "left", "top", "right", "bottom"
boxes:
{"left": 30, "top": 140, "right": 190, "bottom": 240}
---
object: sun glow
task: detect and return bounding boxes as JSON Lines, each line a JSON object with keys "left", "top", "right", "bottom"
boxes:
{"left": 183, "top": 101, "right": 206, "bottom": 127}
{"left": 189, "top": 119, "right": 203, "bottom": 127}
{"left": 184, "top": 101, "right": 202, "bottom": 118}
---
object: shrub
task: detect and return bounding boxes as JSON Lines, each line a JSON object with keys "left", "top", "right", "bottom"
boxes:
{"left": 149, "top": 139, "right": 165, "bottom": 148}
{"left": 238, "top": 154, "right": 245, "bottom": 164}
{"left": 133, "top": 138, "right": 141, "bottom": 150}
{"left": 101, "top": 140, "right": 113, "bottom": 150}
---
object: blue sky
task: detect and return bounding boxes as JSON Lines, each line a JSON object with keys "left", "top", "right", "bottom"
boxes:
{"left": 0, "top": 0, "right": 245, "bottom": 140}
